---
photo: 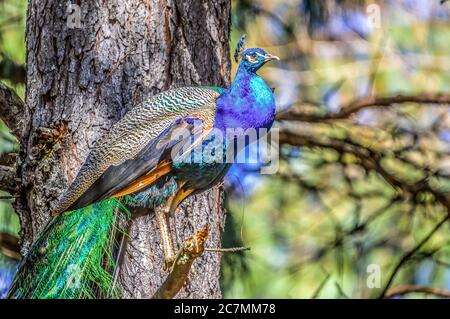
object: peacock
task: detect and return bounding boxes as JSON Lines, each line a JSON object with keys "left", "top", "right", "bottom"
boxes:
{"left": 7, "top": 36, "right": 279, "bottom": 299}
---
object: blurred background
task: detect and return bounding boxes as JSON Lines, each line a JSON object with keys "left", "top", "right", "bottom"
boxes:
{"left": 1, "top": 0, "right": 449, "bottom": 298}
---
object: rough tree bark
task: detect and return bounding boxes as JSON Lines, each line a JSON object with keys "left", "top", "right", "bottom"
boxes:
{"left": 10, "top": 0, "right": 231, "bottom": 298}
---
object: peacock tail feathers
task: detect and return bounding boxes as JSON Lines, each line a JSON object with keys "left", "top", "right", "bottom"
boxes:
{"left": 8, "top": 198, "right": 129, "bottom": 299}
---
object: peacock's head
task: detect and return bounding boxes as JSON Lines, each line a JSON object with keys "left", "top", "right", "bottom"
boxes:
{"left": 234, "top": 35, "right": 279, "bottom": 73}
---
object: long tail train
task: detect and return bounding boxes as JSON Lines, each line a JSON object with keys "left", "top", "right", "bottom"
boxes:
{"left": 7, "top": 198, "right": 125, "bottom": 299}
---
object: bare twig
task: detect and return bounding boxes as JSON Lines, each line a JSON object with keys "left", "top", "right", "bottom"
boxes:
{"left": 0, "top": 232, "right": 21, "bottom": 260}
{"left": 152, "top": 225, "right": 209, "bottom": 299}
{"left": 0, "top": 153, "right": 17, "bottom": 166}
{"left": 0, "top": 195, "right": 17, "bottom": 200}
{"left": 279, "top": 127, "right": 450, "bottom": 290}
{"left": 311, "top": 273, "right": 331, "bottom": 298}
{"left": 0, "top": 55, "right": 26, "bottom": 85}
{"left": 334, "top": 281, "right": 349, "bottom": 299}
{"left": 277, "top": 93, "right": 450, "bottom": 122}
{"left": 278, "top": 131, "right": 450, "bottom": 215}
{"left": 379, "top": 215, "right": 449, "bottom": 298}
{"left": 205, "top": 246, "right": 250, "bottom": 253}
{"left": 0, "top": 165, "right": 17, "bottom": 194}
{"left": 434, "top": 259, "right": 450, "bottom": 268}
{"left": 384, "top": 284, "right": 450, "bottom": 298}
{"left": 0, "top": 82, "right": 24, "bottom": 138}
{"left": 287, "top": 198, "right": 399, "bottom": 273}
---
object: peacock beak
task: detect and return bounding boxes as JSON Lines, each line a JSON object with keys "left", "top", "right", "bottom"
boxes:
{"left": 264, "top": 54, "right": 280, "bottom": 62}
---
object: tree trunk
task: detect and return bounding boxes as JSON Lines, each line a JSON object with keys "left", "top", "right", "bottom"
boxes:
{"left": 14, "top": 0, "right": 230, "bottom": 298}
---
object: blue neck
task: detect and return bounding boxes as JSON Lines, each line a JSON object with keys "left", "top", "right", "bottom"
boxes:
{"left": 230, "top": 64, "right": 255, "bottom": 92}
{"left": 213, "top": 64, "right": 276, "bottom": 132}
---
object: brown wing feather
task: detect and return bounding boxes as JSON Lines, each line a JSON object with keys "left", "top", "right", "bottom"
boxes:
{"left": 110, "top": 161, "right": 172, "bottom": 198}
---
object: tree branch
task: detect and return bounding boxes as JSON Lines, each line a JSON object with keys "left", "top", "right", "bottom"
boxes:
{"left": 0, "top": 54, "right": 26, "bottom": 85}
{"left": 0, "top": 165, "right": 17, "bottom": 194}
{"left": 311, "top": 273, "right": 331, "bottom": 299}
{"left": 378, "top": 215, "right": 449, "bottom": 298}
{"left": 278, "top": 130, "right": 450, "bottom": 214}
{"left": 0, "top": 153, "right": 18, "bottom": 166}
{"left": 279, "top": 129, "right": 450, "bottom": 297}
{"left": 384, "top": 284, "right": 450, "bottom": 299}
{"left": 0, "top": 232, "right": 21, "bottom": 260}
{"left": 205, "top": 246, "right": 250, "bottom": 253}
{"left": 0, "top": 82, "right": 24, "bottom": 138}
{"left": 277, "top": 93, "right": 450, "bottom": 122}
{"left": 152, "top": 225, "right": 209, "bottom": 299}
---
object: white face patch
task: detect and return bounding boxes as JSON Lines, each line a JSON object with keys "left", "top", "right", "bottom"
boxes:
{"left": 246, "top": 52, "right": 265, "bottom": 64}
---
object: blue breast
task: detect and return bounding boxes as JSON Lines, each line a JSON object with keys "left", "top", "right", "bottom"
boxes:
{"left": 213, "top": 70, "right": 276, "bottom": 133}
{"left": 171, "top": 67, "right": 276, "bottom": 191}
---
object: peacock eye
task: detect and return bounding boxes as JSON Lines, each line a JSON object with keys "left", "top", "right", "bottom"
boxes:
{"left": 246, "top": 53, "right": 258, "bottom": 63}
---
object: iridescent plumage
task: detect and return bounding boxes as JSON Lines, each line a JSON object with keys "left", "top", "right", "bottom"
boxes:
{"left": 8, "top": 39, "right": 279, "bottom": 298}
{"left": 9, "top": 199, "right": 124, "bottom": 298}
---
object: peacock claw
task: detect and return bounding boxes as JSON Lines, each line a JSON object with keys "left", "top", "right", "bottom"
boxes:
{"left": 155, "top": 203, "right": 176, "bottom": 272}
